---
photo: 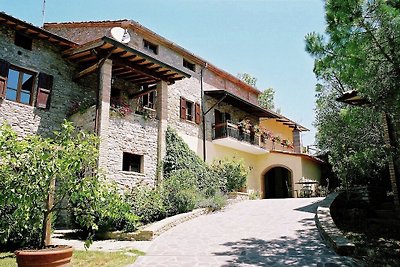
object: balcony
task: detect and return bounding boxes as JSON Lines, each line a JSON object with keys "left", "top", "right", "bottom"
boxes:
{"left": 212, "top": 121, "right": 294, "bottom": 154}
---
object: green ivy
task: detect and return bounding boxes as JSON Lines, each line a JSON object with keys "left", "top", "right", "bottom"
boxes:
{"left": 163, "top": 127, "right": 217, "bottom": 196}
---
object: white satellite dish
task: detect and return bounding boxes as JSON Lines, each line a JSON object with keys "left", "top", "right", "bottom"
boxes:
{"left": 110, "top": 27, "right": 131, "bottom": 44}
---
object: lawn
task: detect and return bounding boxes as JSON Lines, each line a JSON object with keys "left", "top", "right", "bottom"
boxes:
{"left": 0, "top": 249, "right": 144, "bottom": 267}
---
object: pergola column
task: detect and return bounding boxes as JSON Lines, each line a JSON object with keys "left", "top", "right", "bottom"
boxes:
{"left": 97, "top": 59, "right": 112, "bottom": 173}
{"left": 156, "top": 80, "right": 168, "bottom": 183}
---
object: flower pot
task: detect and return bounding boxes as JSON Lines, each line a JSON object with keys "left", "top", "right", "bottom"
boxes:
{"left": 15, "top": 245, "right": 73, "bottom": 267}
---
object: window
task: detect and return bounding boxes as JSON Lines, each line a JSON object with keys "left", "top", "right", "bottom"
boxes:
{"left": 122, "top": 153, "right": 143, "bottom": 173}
{"left": 180, "top": 96, "right": 201, "bottom": 124}
{"left": 15, "top": 32, "right": 32, "bottom": 50}
{"left": 6, "top": 67, "right": 34, "bottom": 105}
{"left": 186, "top": 100, "right": 193, "bottom": 121}
{"left": 143, "top": 39, "right": 158, "bottom": 54}
{"left": 141, "top": 91, "right": 156, "bottom": 110}
{"left": 183, "top": 59, "right": 195, "bottom": 72}
{"left": 0, "top": 59, "right": 53, "bottom": 109}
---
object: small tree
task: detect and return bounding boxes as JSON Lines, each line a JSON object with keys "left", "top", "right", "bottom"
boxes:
{"left": 258, "top": 87, "right": 275, "bottom": 110}
{"left": 0, "top": 121, "right": 109, "bottom": 249}
{"left": 237, "top": 73, "right": 257, "bottom": 87}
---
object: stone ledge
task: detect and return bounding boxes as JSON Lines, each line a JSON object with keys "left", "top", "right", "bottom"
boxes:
{"left": 315, "top": 192, "right": 356, "bottom": 256}
{"left": 98, "top": 208, "right": 207, "bottom": 241}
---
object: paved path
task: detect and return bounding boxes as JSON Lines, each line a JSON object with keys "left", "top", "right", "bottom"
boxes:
{"left": 132, "top": 198, "right": 360, "bottom": 267}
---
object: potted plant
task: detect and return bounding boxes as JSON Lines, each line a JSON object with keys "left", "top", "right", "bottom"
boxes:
{"left": 0, "top": 121, "right": 102, "bottom": 266}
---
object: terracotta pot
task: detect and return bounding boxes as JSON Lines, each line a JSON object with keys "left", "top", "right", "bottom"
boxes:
{"left": 15, "top": 245, "right": 73, "bottom": 267}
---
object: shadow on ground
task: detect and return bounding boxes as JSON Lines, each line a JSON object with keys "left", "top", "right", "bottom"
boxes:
{"left": 213, "top": 217, "right": 359, "bottom": 267}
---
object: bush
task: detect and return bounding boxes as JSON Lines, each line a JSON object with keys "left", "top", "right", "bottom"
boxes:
{"left": 211, "top": 157, "right": 249, "bottom": 192}
{"left": 128, "top": 186, "right": 167, "bottom": 225}
{"left": 197, "top": 191, "right": 227, "bottom": 212}
{"left": 162, "top": 169, "right": 199, "bottom": 215}
{"left": 71, "top": 179, "right": 139, "bottom": 234}
{"left": 164, "top": 127, "right": 218, "bottom": 196}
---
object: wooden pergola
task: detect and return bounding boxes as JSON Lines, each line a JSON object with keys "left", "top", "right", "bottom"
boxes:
{"left": 62, "top": 36, "right": 191, "bottom": 86}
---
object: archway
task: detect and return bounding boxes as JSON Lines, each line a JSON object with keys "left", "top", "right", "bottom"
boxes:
{"left": 263, "top": 167, "right": 292, "bottom": 198}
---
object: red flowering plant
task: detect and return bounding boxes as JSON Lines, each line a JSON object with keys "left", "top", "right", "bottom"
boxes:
{"left": 110, "top": 97, "right": 133, "bottom": 117}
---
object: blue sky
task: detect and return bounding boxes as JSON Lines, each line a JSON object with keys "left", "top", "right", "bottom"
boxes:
{"left": 1, "top": 0, "right": 326, "bottom": 146}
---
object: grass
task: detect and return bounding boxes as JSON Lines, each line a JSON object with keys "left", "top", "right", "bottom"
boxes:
{"left": 0, "top": 249, "right": 144, "bottom": 267}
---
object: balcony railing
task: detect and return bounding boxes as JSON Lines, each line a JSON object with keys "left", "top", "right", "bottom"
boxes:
{"left": 212, "top": 121, "right": 295, "bottom": 153}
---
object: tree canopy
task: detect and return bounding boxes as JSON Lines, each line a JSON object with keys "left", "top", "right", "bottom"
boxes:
{"left": 305, "top": 0, "right": 400, "bottom": 187}
{"left": 237, "top": 73, "right": 276, "bottom": 111}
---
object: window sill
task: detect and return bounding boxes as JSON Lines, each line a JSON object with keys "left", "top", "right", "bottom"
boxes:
{"left": 121, "top": 171, "right": 145, "bottom": 176}
{"left": 1, "top": 99, "right": 34, "bottom": 109}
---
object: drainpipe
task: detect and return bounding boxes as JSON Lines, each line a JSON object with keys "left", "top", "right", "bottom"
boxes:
{"left": 201, "top": 63, "right": 208, "bottom": 162}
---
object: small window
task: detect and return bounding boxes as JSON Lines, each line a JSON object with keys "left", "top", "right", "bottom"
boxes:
{"left": 141, "top": 91, "right": 156, "bottom": 110}
{"left": 180, "top": 96, "right": 201, "bottom": 124}
{"left": 143, "top": 39, "right": 158, "bottom": 54}
{"left": 183, "top": 59, "right": 195, "bottom": 72}
{"left": 123, "top": 153, "right": 143, "bottom": 173}
{"left": 186, "top": 100, "right": 193, "bottom": 121}
{"left": 15, "top": 32, "right": 32, "bottom": 50}
{"left": 6, "top": 67, "right": 34, "bottom": 105}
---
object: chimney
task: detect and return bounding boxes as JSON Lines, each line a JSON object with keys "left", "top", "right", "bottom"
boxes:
{"left": 293, "top": 126, "right": 301, "bottom": 153}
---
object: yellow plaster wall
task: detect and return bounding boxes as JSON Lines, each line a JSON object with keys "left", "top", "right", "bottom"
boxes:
{"left": 260, "top": 118, "right": 293, "bottom": 142}
{"left": 252, "top": 152, "right": 303, "bottom": 197}
{"left": 301, "top": 158, "right": 322, "bottom": 182}
{"left": 177, "top": 131, "right": 322, "bottom": 198}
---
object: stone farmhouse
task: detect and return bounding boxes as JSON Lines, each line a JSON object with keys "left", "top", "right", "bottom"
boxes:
{"left": 0, "top": 13, "right": 322, "bottom": 198}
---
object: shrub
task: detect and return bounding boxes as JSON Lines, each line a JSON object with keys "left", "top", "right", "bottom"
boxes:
{"left": 162, "top": 169, "right": 199, "bottom": 215}
{"left": 71, "top": 179, "right": 139, "bottom": 234}
{"left": 164, "top": 127, "right": 218, "bottom": 196}
{"left": 128, "top": 186, "right": 167, "bottom": 225}
{"left": 211, "top": 156, "right": 249, "bottom": 192}
{"left": 197, "top": 191, "right": 227, "bottom": 212}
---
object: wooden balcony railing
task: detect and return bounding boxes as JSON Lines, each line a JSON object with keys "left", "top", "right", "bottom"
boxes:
{"left": 212, "top": 121, "right": 295, "bottom": 153}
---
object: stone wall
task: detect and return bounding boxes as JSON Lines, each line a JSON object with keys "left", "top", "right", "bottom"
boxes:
{"left": 204, "top": 96, "right": 259, "bottom": 141}
{"left": 168, "top": 78, "right": 202, "bottom": 139}
{"left": 107, "top": 114, "right": 159, "bottom": 187}
{"left": 0, "top": 25, "right": 96, "bottom": 137}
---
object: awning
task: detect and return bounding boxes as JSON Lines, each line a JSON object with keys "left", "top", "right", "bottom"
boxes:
{"left": 204, "top": 89, "right": 280, "bottom": 118}
{"left": 62, "top": 36, "right": 191, "bottom": 86}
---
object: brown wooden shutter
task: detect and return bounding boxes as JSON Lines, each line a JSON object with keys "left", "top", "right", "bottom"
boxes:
{"left": 36, "top": 73, "right": 53, "bottom": 109}
{"left": 195, "top": 102, "right": 201, "bottom": 124}
{"left": 180, "top": 96, "right": 186, "bottom": 120}
{"left": 0, "top": 59, "right": 10, "bottom": 99}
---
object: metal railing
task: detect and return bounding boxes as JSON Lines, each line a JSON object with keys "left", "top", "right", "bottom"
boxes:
{"left": 211, "top": 121, "right": 295, "bottom": 153}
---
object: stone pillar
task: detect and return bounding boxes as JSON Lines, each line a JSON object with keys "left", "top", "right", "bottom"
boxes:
{"left": 293, "top": 127, "right": 301, "bottom": 153}
{"left": 97, "top": 59, "right": 112, "bottom": 173}
{"left": 156, "top": 80, "right": 168, "bottom": 183}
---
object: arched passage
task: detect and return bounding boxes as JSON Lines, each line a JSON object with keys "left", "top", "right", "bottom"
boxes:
{"left": 263, "top": 166, "right": 292, "bottom": 198}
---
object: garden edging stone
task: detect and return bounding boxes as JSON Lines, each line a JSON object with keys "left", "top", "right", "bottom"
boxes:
{"left": 98, "top": 208, "right": 208, "bottom": 241}
{"left": 315, "top": 192, "right": 356, "bottom": 256}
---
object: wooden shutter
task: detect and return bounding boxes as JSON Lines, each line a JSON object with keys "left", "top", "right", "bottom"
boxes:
{"left": 180, "top": 96, "right": 186, "bottom": 120}
{"left": 0, "top": 59, "right": 9, "bottom": 99}
{"left": 36, "top": 73, "right": 53, "bottom": 109}
{"left": 195, "top": 102, "right": 201, "bottom": 124}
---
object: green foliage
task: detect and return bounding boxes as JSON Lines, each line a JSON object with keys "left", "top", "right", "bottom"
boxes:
{"left": 305, "top": 0, "right": 400, "bottom": 187}
{"left": 129, "top": 185, "right": 167, "bottom": 225}
{"left": 258, "top": 87, "right": 275, "bottom": 110}
{"left": 126, "top": 127, "right": 236, "bottom": 225}
{"left": 237, "top": 73, "right": 257, "bottom": 87}
{"left": 211, "top": 157, "right": 249, "bottom": 193}
{"left": 196, "top": 191, "right": 227, "bottom": 212}
{"left": 71, "top": 180, "right": 139, "bottom": 234}
{"left": 0, "top": 121, "right": 128, "bottom": 249}
{"left": 162, "top": 169, "right": 198, "bottom": 215}
{"left": 164, "top": 127, "right": 217, "bottom": 196}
